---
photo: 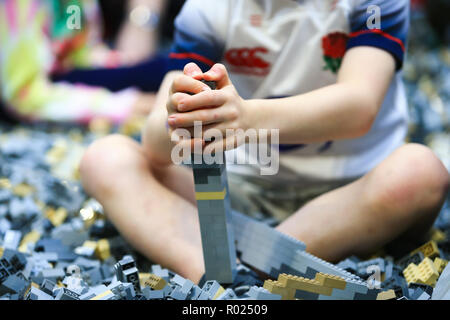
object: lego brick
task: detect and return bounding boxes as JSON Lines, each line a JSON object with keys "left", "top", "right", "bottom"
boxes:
{"left": 27, "top": 286, "right": 54, "bottom": 300}
{"left": 0, "top": 274, "right": 30, "bottom": 297}
{"left": 247, "top": 286, "right": 281, "bottom": 300}
{"left": 201, "top": 280, "right": 223, "bottom": 300}
{"left": 411, "top": 241, "right": 440, "bottom": 259}
{"left": 216, "top": 288, "right": 238, "bottom": 300}
{"left": 94, "top": 239, "right": 111, "bottom": 261}
{"left": 262, "top": 280, "right": 295, "bottom": 300}
{"left": 397, "top": 252, "right": 425, "bottom": 270}
{"left": 142, "top": 287, "right": 164, "bottom": 300}
{"left": 193, "top": 161, "right": 237, "bottom": 284}
{"left": 143, "top": 274, "right": 167, "bottom": 290}
{"left": 278, "top": 273, "right": 333, "bottom": 296}
{"left": 18, "top": 230, "right": 41, "bottom": 253}
{"left": 89, "top": 289, "right": 115, "bottom": 300}
{"left": 38, "top": 268, "right": 65, "bottom": 282}
{"left": 150, "top": 265, "right": 169, "bottom": 281}
{"left": 40, "top": 279, "right": 56, "bottom": 296}
{"left": 433, "top": 257, "right": 448, "bottom": 274}
{"left": 377, "top": 289, "right": 397, "bottom": 300}
{"left": 314, "top": 272, "right": 347, "bottom": 290}
{"left": 3, "top": 230, "right": 21, "bottom": 250}
{"left": 432, "top": 263, "right": 450, "bottom": 300}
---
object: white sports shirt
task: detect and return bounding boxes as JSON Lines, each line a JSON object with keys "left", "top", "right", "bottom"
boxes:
{"left": 168, "top": 0, "right": 410, "bottom": 184}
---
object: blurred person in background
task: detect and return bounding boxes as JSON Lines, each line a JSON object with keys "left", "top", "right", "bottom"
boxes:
{"left": 0, "top": 0, "right": 162, "bottom": 124}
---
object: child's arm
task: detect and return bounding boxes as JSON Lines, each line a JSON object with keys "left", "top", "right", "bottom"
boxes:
{"left": 247, "top": 45, "right": 396, "bottom": 143}
{"left": 166, "top": 45, "right": 396, "bottom": 149}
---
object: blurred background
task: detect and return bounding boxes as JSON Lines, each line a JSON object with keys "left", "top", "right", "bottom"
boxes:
{"left": 0, "top": 0, "right": 449, "bottom": 274}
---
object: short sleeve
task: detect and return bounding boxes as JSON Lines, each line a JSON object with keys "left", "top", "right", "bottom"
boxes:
{"left": 347, "top": 0, "right": 409, "bottom": 70}
{"left": 168, "top": 0, "right": 226, "bottom": 72}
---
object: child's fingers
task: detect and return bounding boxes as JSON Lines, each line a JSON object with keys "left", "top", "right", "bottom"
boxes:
{"left": 177, "top": 90, "right": 227, "bottom": 112}
{"left": 169, "top": 92, "right": 192, "bottom": 113}
{"left": 183, "top": 62, "right": 203, "bottom": 79}
{"left": 167, "top": 107, "right": 228, "bottom": 128}
{"left": 203, "top": 63, "right": 232, "bottom": 88}
{"left": 171, "top": 74, "right": 212, "bottom": 95}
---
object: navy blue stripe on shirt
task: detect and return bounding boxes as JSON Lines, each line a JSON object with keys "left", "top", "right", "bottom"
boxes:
{"left": 347, "top": 30, "right": 404, "bottom": 70}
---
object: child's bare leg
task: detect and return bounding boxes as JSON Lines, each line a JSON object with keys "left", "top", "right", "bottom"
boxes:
{"left": 80, "top": 134, "right": 205, "bottom": 283}
{"left": 277, "top": 143, "right": 449, "bottom": 262}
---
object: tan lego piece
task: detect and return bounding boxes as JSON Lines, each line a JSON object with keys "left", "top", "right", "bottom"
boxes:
{"left": 0, "top": 247, "right": 4, "bottom": 258}
{"left": 263, "top": 280, "right": 296, "bottom": 300}
{"left": 12, "top": 183, "right": 35, "bottom": 197}
{"left": 314, "top": 272, "right": 347, "bottom": 290}
{"left": 403, "top": 263, "right": 420, "bottom": 284}
{"left": 0, "top": 178, "right": 11, "bottom": 189}
{"left": 90, "top": 290, "right": 114, "bottom": 300}
{"left": 417, "top": 257, "right": 439, "bottom": 286}
{"left": 94, "top": 239, "right": 111, "bottom": 261}
{"left": 403, "top": 258, "right": 440, "bottom": 286}
{"left": 377, "top": 289, "right": 396, "bottom": 300}
{"left": 278, "top": 273, "right": 333, "bottom": 296}
{"left": 431, "top": 229, "right": 446, "bottom": 243}
{"left": 18, "top": 230, "right": 41, "bottom": 253}
{"left": 45, "top": 207, "right": 68, "bottom": 227}
{"left": 433, "top": 257, "right": 448, "bottom": 275}
{"left": 143, "top": 274, "right": 167, "bottom": 290}
{"left": 82, "top": 240, "right": 97, "bottom": 249}
{"left": 411, "top": 241, "right": 440, "bottom": 259}
{"left": 139, "top": 273, "right": 151, "bottom": 287}
{"left": 213, "top": 286, "right": 225, "bottom": 300}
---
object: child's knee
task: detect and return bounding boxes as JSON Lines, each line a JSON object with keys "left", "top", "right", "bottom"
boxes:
{"left": 367, "top": 143, "right": 448, "bottom": 217}
{"left": 80, "top": 134, "right": 145, "bottom": 196}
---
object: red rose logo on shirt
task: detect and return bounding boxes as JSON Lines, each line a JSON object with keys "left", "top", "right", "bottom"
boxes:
{"left": 322, "top": 32, "right": 349, "bottom": 73}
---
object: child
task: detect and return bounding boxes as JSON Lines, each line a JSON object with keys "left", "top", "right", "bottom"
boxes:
{"left": 80, "top": 0, "right": 449, "bottom": 283}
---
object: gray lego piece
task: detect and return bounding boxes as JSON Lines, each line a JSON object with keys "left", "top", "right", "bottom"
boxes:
{"left": 169, "top": 287, "right": 188, "bottom": 300}
{"left": 247, "top": 286, "right": 281, "bottom": 300}
{"left": 3, "top": 230, "right": 21, "bottom": 250}
{"left": 201, "top": 280, "right": 222, "bottom": 300}
{"left": 171, "top": 274, "right": 186, "bottom": 287}
{"left": 108, "top": 281, "right": 136, "bottom": 300}
{"left": 27, "top": 286, "right": 54, "bottom": 300}
{"left": 357, "top": 258, "right": 386, "bottom": 274}
{"left": 142, "top": 287, "right": 164, "bottom": 300}
{"left": 187, "top": 285, "right": 203, "bottom": 300}
{"left": 217, "top": 288, "right": 238, "bottom": 300}
{"left": 432, "top": 263, "right": 450, "bottom": 300}
{"left": 192, "top": 153, "right": 237, "bottom": 284}
{"left": 40, "top": 279, "right": 56, "bottom": 295}
{"left": 151, "top": 265, "right": 169, "bottom": 281}
{"left": 180, "top": 279, "right": 194, "bottom": 295}
{"left": 73, "top": 257, "right": 101, "bottom": 270}
{"left": 0, "top": 274, "right": 29, "bottom": 296}
{"left": 232, "top": 210, "right": 357, "bottom": 282}
{"left": 54, "top": 287, "right": 80, "bottom": 300}
{"left": 79, "top": 284, "right": 108, "bottom": 300}
{"left": 38, "top": 268, "right": 65, "bottom": 282}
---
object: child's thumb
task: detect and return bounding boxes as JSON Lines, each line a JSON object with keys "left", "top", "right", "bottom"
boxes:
{"left": 183, "top": 62, "right": 203, "bottom": 78}
{"left": 203, "top": 64, "right": 232, "bottom": 88}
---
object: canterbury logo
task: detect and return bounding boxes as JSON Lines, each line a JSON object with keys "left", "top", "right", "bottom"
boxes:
{"left": 224, "top": 47, "right": 270, "bottom": 76}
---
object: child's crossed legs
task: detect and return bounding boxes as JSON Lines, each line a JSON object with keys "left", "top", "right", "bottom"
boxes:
{"left": 80, "top": 134, "right": 448, "bottom": 283}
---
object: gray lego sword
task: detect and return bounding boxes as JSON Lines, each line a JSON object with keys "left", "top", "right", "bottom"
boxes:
{"left": 190, "top": 80, "right": 237, "bottom": 284}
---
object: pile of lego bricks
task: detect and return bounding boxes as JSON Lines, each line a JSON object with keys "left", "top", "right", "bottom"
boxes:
{"left": 0, "top": 120, "right": 449, "bottom": 301}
